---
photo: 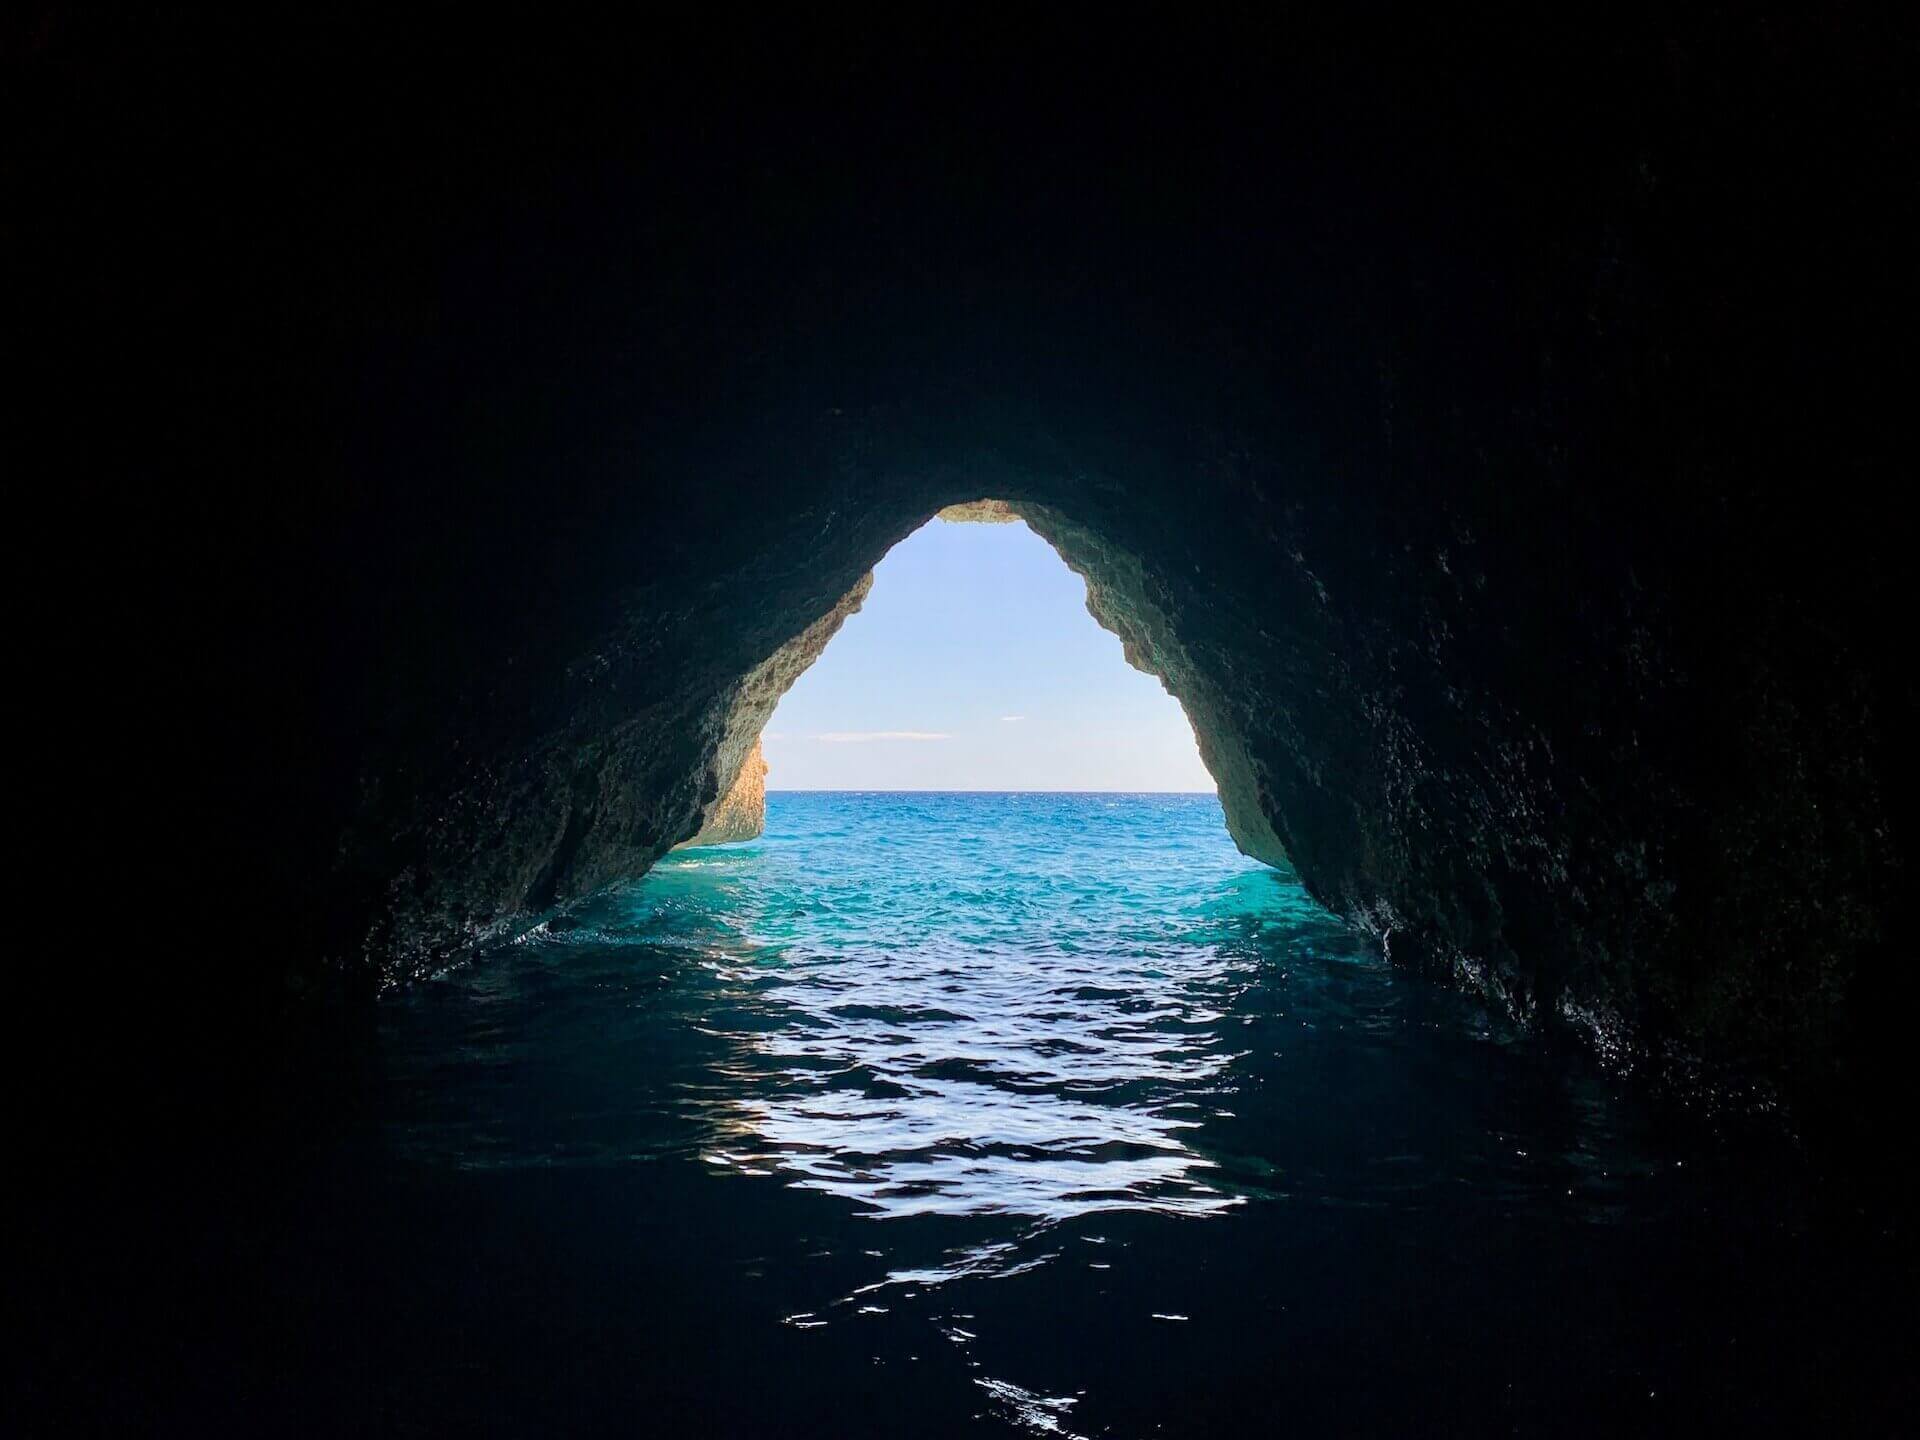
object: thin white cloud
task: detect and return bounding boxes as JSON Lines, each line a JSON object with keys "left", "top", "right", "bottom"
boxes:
{"left": 813, "top": 730, "right": 952, "bottom": 743}
{"left": 999, "top": 714, "right": 1026, "bottom": 722}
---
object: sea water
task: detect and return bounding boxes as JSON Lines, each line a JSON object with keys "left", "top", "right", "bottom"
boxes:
{"left": 104, "top": 793, "right": 1906, "bottom": 1434}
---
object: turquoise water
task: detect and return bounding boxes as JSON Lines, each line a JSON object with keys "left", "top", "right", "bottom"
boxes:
{"left": 410, "top": 792, "right": 1360, "bottom": 1222}
{"left": 88, "top": 793, "right": 1905, "bottom": 1433}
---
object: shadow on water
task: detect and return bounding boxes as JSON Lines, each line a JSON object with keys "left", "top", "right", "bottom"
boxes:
{"left": 46, "top": 794, "right": 1914, "bottom": 1435}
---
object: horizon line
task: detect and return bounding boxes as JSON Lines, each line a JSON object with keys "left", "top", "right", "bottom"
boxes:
{"left": 767, "top": 787, "right": 1218, "bottom": 795}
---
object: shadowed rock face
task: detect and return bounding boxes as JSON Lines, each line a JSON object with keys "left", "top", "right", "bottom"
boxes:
{"left": 324, "top": 395, "right": 1901, "bottom": 1126}
{"left": 1016, "top": 503, "right": 1292, "bottom": 876}
{"left": 25, "top": 11, "right": 1912, "bottom": 1136}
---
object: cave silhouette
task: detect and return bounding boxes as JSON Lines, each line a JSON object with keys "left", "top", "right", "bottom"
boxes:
{"left": 23, "top": 3, "right": 1911, "bottom": 1211}
{"left": 678, "top": 501, "right": 1269, "bottom": 850}
{"left": 678, "top": 504, "right": 1219, "bottom": 820}
{"left": 22, "top": 14, "right": 1896, "bottom": 1136}
{"left": 19, "top": 9, "right": 1920, "bottom": 1434}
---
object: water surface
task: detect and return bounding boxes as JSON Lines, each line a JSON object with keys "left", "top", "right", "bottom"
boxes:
{"left": 108, "top": 793, "right": 1909, "bottom": 1434}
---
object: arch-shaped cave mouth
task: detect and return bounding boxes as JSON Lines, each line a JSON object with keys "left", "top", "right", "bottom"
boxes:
{"left": 630, "top": 498, "right": 1324, "bottom": 1224}
{"left": 32, "top": 12, "right": 1912, "bottom": 1430}
{"left": 675, "top": 498, "right": 1291, "bottom": 875}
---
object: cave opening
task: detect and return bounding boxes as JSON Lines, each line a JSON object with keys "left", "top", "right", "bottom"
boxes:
{"left": 27, "top": 9, "right": 1915, "bottom": 1430}
{"left": 764, "top": 502, "right": 1214, "bottom": 797}
{"left": 672, "top": 497, "right": 1293, "bottom": 880}
{"left": 636, "top": 502, "right": 1308, "bottom": 1225}
{"left": 598, "top": 500, "right": 1344, "bottom": 1241}
{"left": 681, "top": 499, "right": 1226, "bottom": 849}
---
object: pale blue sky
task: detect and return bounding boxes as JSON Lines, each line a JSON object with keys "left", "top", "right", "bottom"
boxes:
{"left": 763, "top": 517, "right": 1215, "bottom": 791}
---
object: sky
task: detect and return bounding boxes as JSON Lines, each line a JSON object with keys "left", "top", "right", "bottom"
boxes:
{"left": 763, "top": 517, "right": 1215, "bottom": 791}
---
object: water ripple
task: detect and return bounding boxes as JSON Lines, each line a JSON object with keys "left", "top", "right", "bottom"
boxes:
{"left": 641, "top": 794, "right": 1321, "bottom": 1222}
{"left": 355, "top": 794, "right": 1883, "bottom": 1435}
{"left": 388, "top": 799, "right": 1383, "bottom": 1214}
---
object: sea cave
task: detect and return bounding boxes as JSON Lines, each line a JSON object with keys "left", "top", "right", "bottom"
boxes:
{"left": 17, "top": 9, "right": 1916, "bottom": 1435}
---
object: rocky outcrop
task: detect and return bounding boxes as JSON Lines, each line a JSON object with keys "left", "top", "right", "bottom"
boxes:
{"left": 1016, "top": 502, "right": 1292, "bottom": 873}
{"left": 674, "top": 738, "right": 767, "bottom": 847}
{"left": 347, "top": 568, "right": 875, "bottom": 978}
{"left": 676, "top": 575, "right": 874, "bottom": 848}
{"left": 936, "top": 500, "right": 1021, "bottom": 525}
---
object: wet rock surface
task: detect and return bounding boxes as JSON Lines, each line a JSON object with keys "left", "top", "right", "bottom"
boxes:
{"left": 23, "top": 11, "right": 1913, "bottom": 1137}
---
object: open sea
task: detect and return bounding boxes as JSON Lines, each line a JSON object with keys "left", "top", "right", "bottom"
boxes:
{"left": 61, "top": 792, "right": 1909, "bottom": 1434}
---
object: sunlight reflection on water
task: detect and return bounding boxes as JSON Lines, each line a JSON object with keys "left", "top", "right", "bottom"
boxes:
{"left": 359, "top": 794, "right": 1882, "bottom": 1436}
{"left": 647, "top": 795, "right": 1320, "bottom": 1227}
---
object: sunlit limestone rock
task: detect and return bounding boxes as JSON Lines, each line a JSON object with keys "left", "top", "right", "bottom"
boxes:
{"left": 674, "top": 738, "right": 767, "bottom": 847}
{"left": 936, "top": 499, "right": 1021, "bottom": 524}
{"left": 676, "top": 573, "right": 875, "bottom": 849}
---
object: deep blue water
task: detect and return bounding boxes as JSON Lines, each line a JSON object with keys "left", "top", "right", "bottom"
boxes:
{"left": 72, "top": 793, "right": 1907, "bottom": 1434}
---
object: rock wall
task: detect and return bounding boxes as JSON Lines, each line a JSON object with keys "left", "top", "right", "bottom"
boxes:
{"left": 674, "top": 738, "right": 767, "bottom": 848}
{"left": 676, "top": 575, "right": 874, "bottom": 849}
{"left": 941, "top": 496, "right": 1287, "bottom": 867}
{"left": 936, "top": 500, "right": 1021, "bottom": 525}
{"left": 1017, "top": 502, "right": 1292, "bottom": 873}
{"left": 351, "top": 568, "right": 876, "bottom": 979}
{"left": 26, "top": 10, "right": 1913, "bottom": 1141}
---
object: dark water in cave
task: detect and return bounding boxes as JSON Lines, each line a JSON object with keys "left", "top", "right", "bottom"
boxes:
{"left": 67, "top": 794, "right": 1908, "bottom": 1434}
